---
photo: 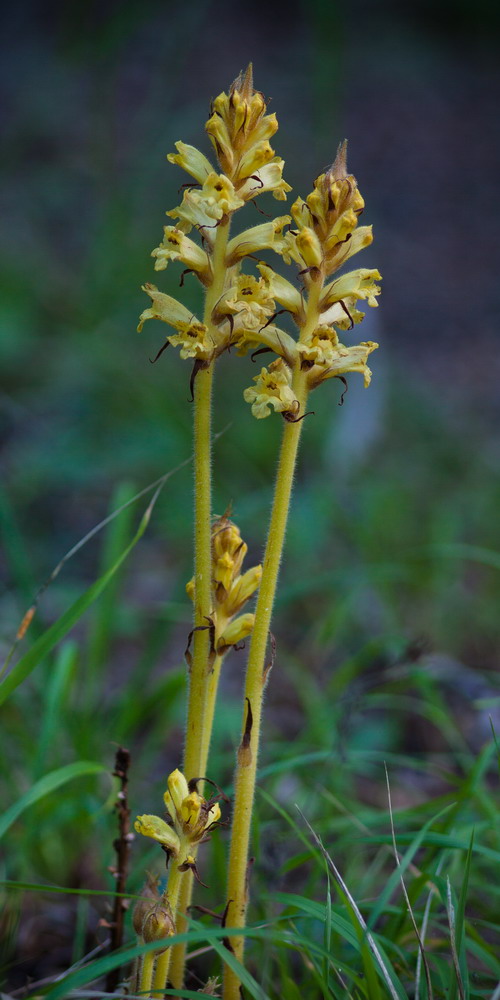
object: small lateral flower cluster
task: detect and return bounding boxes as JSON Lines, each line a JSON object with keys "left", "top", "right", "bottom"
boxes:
{"left": 186, "top": 513, "right": 262, "bottom": 657}
{"left": 135, "top": 768, "right": 221, "bottom": 859}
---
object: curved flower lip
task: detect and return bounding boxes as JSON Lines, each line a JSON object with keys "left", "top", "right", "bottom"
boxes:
{"left": 243, "top": 358, "right": 297, "bottom": 419}
{"left": 166, "top": 174, "right": 245, "bottom": 239}
{"left": 217, "top": 612, "right": 255, "bottom": 652}
{"left": 138, "top": 284, "right": 216, "bottom": 359}
{"left": 226, "top": 216, "right": 291, "bottom": 264}
{"left": 152, "top": 227, "right": 211, "bottom": 283}
{"left": 236, "top": 323, "right": 297, "bottom": 365}
{"left": 167, "top": 141, "right": 213, "bottom": 184}
{"left": 137, "top": 284, "right": 196, "bottom": 332}
{"left": 320, "top": 268, "right": 382, "bottom": 312}
{"left": 256, "top": 263, "right": 304, "bottom": 320}
{"left": 308, "top": 340, "right": 379, "bottom": 388}
{"left": 324, "top": 225, "right": 373, "bottom": 274}
{"left": 238, "top": 160, "right": 291, "bottom": 202}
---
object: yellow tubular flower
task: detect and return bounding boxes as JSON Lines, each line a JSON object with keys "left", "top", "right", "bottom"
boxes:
{"left": 134, "top": 816, "right": 181, "bottom": 855}
{"left": 217, "top": 613, "right": 255, "bottom": 653}
{"left": 214, "top": 273, "right": 275, "bottom": 333}
{"left": 243, "top": 358, "right": 297, "bottom": 419}
{"left": 238, "top": 159, "right": 291, "bottom": 202}
{"left": 226, "top": 216, "right": 291, "bottom": 265}
{"left": 256, "top": 262, "right": 304, "bottom": 321}
{"left": 137, "top": 284, "right": 215, "bottom": 360}
{"left": 298, "top": 328, "right": 379, "bottom": 387}
{"left": 167, "top": 769, "right": 189, "bottom": 814}
{"left": 163, "top": 769, "right": 222, "bottom": 842}
{"left": 167, "top": 141, "right": 213, "bottom": 183}
{"left": 137, "top": 284, "right": 195, "bottom": 332}
{"left": 152, "top": 227, "right": 211, "bottom": 284}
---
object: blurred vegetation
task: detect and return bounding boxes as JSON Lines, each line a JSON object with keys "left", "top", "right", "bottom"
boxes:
{"left": 1, "top": 0, "right": 500, "bottom": 996}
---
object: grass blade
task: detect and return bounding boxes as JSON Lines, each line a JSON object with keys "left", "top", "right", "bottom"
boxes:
{"left": 0, "top": 761, "right": 106, "bottom": 839}
{"left": 296, "top": 807, "right": 408, "bottom": 1000}
{"left": 0, "top": 488, "right": 160, "bottom": 705}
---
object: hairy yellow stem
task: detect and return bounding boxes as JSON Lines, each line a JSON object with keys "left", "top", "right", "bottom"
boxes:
{"left": 183, "top": 219, "right": 230, "bottom": 784}
{"left": 168, "top": 650, "right": 225, "bottom": 989}
{"left": 223, "top": 277, "right": 323, "bottom": 1000}
{"left": 139, "top": 951, "right": 155, "bottom": 996}
{"left": 151, "top": 860, "right": 185, "bottom": 998}
{"left": 172, "top": 220, "right": 231, "bottom": 991}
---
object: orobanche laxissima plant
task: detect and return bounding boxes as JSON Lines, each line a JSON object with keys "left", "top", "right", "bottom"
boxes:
{"left": 134, "top": 65, "right": 381, "bottom": 998}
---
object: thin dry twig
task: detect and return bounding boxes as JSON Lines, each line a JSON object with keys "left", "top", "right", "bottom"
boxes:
{"left": 105, "top": 746, "right": 132, "bottom": 993}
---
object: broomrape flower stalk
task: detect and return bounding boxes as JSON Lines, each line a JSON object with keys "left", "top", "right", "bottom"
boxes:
{"left": 223, "top": 141, "right": 381, "bottom": 1000}
{"left": 137, "top": 65, "right": 287, "bottom": 993}
{"left": 133, "top": 769, "right": 222, "bottom": 997}
{"left": 169, "top": 514, "right": 261, "bottom": 987}
{"left": 137, "top": 66, "right": 381, "bottom": 997}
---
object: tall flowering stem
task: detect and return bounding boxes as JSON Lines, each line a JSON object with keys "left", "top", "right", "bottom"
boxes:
{"left": 224, "top": 143, "right": 381, "bottom": 997}
{"left": 184, "top": 218, "right": 230, "bottom": 786}
{"left": 222, "top": 278, "right": 322, "bottom": 999}
{"left": 171, "top": 514, "right": 261, "bottom": 989}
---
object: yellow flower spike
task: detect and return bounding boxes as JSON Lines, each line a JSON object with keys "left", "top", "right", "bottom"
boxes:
{"left": 205, "top": 64, "right": 286, "bottom": 196}
{"left": 167, "top": 769, "right": 190, "bottom": 816}
{"left": 167, "top": 141, "right": 213, "bottom": 184}
{"left": 243, "top": 358, "right": 297, "bottom": 419}
{"left": 180, "top": 791, "right": 202, "bottom": 829}
{"left": 212, "top": 516, "right": 243, "bottom": 559}
{"left": 134, "top": 815, "right": 181, "bottom": 855}
{"left": 217, "top": 613, "right": 255, "bottom": 652}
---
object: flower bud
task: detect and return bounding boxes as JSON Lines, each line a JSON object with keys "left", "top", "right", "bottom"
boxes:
{"left": 217, "top": 613, "right": 254, "bottom": 652}
{"left": 295, "top": 228, "right": 323, "bottom": 268}
{"left": 166, "top": 768, "right": 189, "bottom": 815}
{"left": 142, "top": 903, "right": 175, "bottom": 943}
{"left": 132, "top": 877, "right": 160, "bottom": 937}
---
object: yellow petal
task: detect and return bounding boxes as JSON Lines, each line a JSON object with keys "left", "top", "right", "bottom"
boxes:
{"left": 167, "top": 141, "right": 213, "bottom": 183}
{"left": 137, "top": 284, "right": 194, "bottom": 333}
{"left": 166, "top": 769, "right": 189, "bottom": 814}
{"left": 134, "top": 815, "right": 180, "bottom": 853}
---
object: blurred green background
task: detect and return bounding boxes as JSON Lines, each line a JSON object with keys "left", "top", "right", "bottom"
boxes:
{"left": 1, "top": 0, "right": 500, "bottom": 993}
